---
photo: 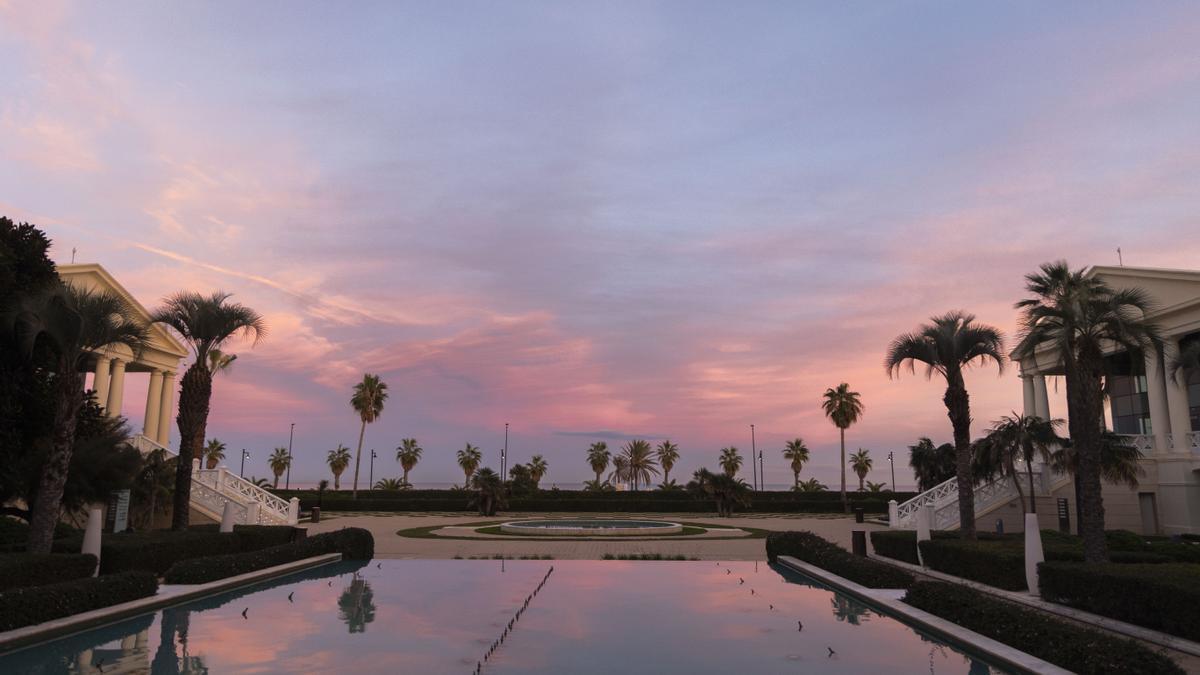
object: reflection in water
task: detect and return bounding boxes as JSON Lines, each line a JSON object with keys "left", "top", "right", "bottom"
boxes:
{"left": 3, "top": 560, "right": 1005, "bottom": 674}
{"left": 338, "top": 573, "right": 376, "bottom": 633}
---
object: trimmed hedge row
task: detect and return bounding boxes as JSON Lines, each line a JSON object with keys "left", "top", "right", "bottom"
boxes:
{"left": 54, "top": 525, "right": 300, "bottom": 575}
{"left": 1039, "top": 562, "right": 1200, "bottom": 642}
{"left": 0, "top": 553, "right": 97, "bottom": 591}
{"left": 280, "top": 488, "right": 917, "bottom": 503}
{"left": 163, "top": 528, "right": 374, "bottom": 584}
{"left": 765, "top": 531, "right": 914, "bottom": 589}
{"left": 0, "top": 518, "right": 78, "bottom": 553}
{"left": 310, "top": 496, "right": 899, "bottom": 514}
{"left": 904, "top": 581, "right": 1183, "bottom": 674}
{"left": 0, "top": 571, "right": 158, "bottom": 632}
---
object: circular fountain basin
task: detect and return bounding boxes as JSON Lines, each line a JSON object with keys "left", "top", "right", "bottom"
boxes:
{"left": 499, "top": 519, "right": 683, "bottom": 536}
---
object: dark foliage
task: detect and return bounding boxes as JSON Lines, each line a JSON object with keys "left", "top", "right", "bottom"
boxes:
{"left": 0, "top": 553, "right": 97, "bottom": 591}
{"left": 1039, "top": 562, "right": 1200, "bottom": 641}
{"left": 0, "top": 517, "right": 76, "bottom": 553}
{"left": 0, "top": 571, "right": 158, "bottom": 632}
{"left": 53, "top": 524, "right": 299, "bottom": 575}
{"left": 904, "top": 581, "right": 1182, "bottom": 674}
{"left": 765, "top": 531, "right": 914, "bottom": 589}
{"left": 163, "top": 527, "right": 374, "bottom": 584}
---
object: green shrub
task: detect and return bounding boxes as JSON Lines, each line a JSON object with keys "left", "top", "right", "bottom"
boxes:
{"left": 1039, "top": 562, "right": 1200, "bottom": 641}
{"left": 918, "top": 539, "right": 1027, "bottom": 590}
{"left": 0, "top": 518, "right": 77, "bottom": 553}
{"left": 904, "top": 581, "right": 1181, "bottom": 674}
{"left": 54, "top": 525, "right": 299, "bottom": 575}
{"left": 0, "top": 571, "right": 158, "bottom": 632}
{"left": 163, "top": 527, "right": 374, "bottom": 584}
{"left": 0, "top": 553, "right": 97, "bottom": 591}
{"left": 766, "top": 531, "right": 914, "bottom": 589}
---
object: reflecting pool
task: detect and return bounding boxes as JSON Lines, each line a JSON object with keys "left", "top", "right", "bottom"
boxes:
{"left": 2, "top": 560, "right": 1005, "bottom": 674}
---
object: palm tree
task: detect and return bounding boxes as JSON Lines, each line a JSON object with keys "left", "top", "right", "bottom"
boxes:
{"left": 248, "top": 476, "right": 271, "bottom": 488}
{"left": 795, "top": 477, "right": 826, "bottom": 493}
{"left": 203, "top": 438, "right": 227, "bottom": 469}
{"left": 584, "top": 479, "right": 615, "bottom": 492}
{"left": 908, "top": 437, "right": 957, "bottom": 491}
{"left": 822, "top": 383, "right": 865, "bottom": 513}
{"left": 865, "top": 481, "right": 888, "bottom": 493}
{"left": 349, "top": 373, "right": 388, "bottom": 499}
{"left": 206, "top": 348, "right": 237, "bottom": 374}
{"left": 470, "top": 467, "right": 507, "bottom": 516}
{"left": 395, "top": 438, "right": 422, "bottom": 486}
{"left": 326, "top": 444, "right": 351, "bottom": 489}
{"left": 1169, "top": 339, "right": 1200, "bottom": 384}
{"left": 609, "top": 455, "right": 630, "bottom": 489}
{"left": 374, "top": 477, "right": 405, "bottom": 491}
{"left": 587, "top": 442, "right": 610, "bottom": 484}
{"left": 151, "top": 291, "right": 264, "bottom": 530}
{"left": 656, "top": 440, "right": 680, "bottom": 484}
{"left": 849, "top": 449, "right": 873, "bottom": 491}
{"left": 317, "top": 479, "right": 329, "bottom": 507}
{"left": 457, "top": 444, "right": 482, "bottom": 487}
{"left": 718, "top": 447, "right": 742, "bottom": 478}
{"left": 782, "top": 438, "right": 810, "bottom": 488}
{"left": 974, "top": 413, "right": 1063, "bottom": 514}
{"left": 1013, "top": 261, "right": 1161, "bottom": 562}
{"left": 687, "top": 468, "right": 751, "bottom": 517}
{"left": 268, "top": 447, "right": 290, "bottom": 488}
{"left": 1048, "top": 432, "right": 1146, "bottom": 490}
{"left": 528, "top": 454, "right": 548, "bottom": 489}
{"left": 621, "top": 439, "right": 659, "bottom": 491}
{"left": 338, "top": 574, "right": 376, "bottom": 634}
{"left": 3, "top": 284, "right": 150, "bottom": 552}
{"left": 886, "top": 311, "right": 1005, "bottom": 538}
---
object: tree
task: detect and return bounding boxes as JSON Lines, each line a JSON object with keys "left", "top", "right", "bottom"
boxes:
{"left": 457, "top": 444, "right": 482, "bottom": 487}
{"left": 507, "top": 463, "right": 538, "bottom": 496}
{"left": 974, "top": 413, "right": 1063, "bottom": 514}
{"left": 1169, "top": 339, "right": 1200, "bottom": 384}
{"left": 849, "top": 449, "right": 873, "bottom": 491}
{"left": 620, "top": 440, "right": 659, "bottom": 491}
{"left": 795, "top": 477, "right": 826, "bottom": 493}
{"left": 822, "top": 383, "right": 865, "bottom": 513}
{"left": 470, "top": 467, "right": 506, "bottom": 516}
{"left": 338, "top": 574, "right": 376, "bottom": 634}
{"left": 1013, "top": 261, "right": 1161, "bottom": 562}
{"left": 268, "top": 447, "right": 291, "bottom": 488}
{"left": 374, "top": 477, "right": 405, "bottom": 491}
{"left": 327, "top": 444, "right": 351, "bottom": 489}
{"left": 4, "top": 284, "right": 149, "bottom": 552}
{"left": 151, "top": 291, "right": 264, "bottom": 530}
{"left": 132, "top": 446, "right": 175, "bottom": 529}
{"left": 395, "top": 438, "right": 422, "bottom": 486}
{"left": 886, "top": 311, "right": 1005, "bottom": 539}
{"left": 584, "top": 479, "right": 614, "bottom": 492}
{"left": 317, "top": 479, "right": 329, "bottom": 508}
{"left": 1048, "top": 432, "right": 1146, "bottom": 490}
{"left": 687, "top": 468, "right": 751, "bottom": 517}
{"left": 349, "top": 373, "right": 388, "bottom": 499}
{"left": 718, "top": 447, "right": 742, "bottom": 478}
{"left": 656, "top": 440, "right": 680, "bottom": 484}
{"left": 248, "top": 476, "right": 271, "bottom": 488}
{"left": 908, "top": 437, "right": 956, "bottom": 491}
{"left": 609, "top": 455, "right": 629, "bottom": 489}
{"left": 203, "top": 438, "right": 227, "bottom": 469}
{"left": 528, "top": 454, "right": 548, "bottom": 489}
{"left": 782, "top": 438, "right": 810, "bottom": 488}
{"left": 865, "top": 481, "right": 888, "bottom": 493}
{"left": 587, "top": 442, "right": 610, "bottom": 484}
{"left": 206, "top": 349, "right": 237, "bottom": 374}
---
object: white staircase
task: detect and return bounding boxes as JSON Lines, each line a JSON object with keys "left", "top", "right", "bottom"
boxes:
{"left": 890, "top": 464, "right": 1070, "bottom": 530}
{"left": 130, "top": 434, "right": 299, "bottom": 526}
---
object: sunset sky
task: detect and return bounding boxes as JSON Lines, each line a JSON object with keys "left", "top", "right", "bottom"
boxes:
{"left": 2, "top": 2, "right": 1198, "bottom": 488}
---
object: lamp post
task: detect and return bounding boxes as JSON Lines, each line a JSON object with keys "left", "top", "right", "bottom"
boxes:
{"left": 759, "top": 450, "right": 764, "bottom": 491}
{"left": 887, "top": 451, "right": 896, "bottom": 491}
{"left": 369, "top": 449, "right": 377, "bottom": 488}
{"left": 240, "top": 449, "right": 249, "bottom": 478}
{"left": 503, "top": 422, "right": 509, "bottom": 478}
{"left": 750, "top": 424, "right": 757, "bottom": 491}
{"left": 286, "top": 422, "right": 295, "bottom": 489}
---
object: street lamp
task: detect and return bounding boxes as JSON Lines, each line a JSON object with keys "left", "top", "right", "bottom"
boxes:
{"left": 503, "top": 422, "right": 509, "bottom": 478}
{"left": 759, "top": 450, "right": 764, "bottom": 491}
{"left": 240, "top": 449, "right": 250, "bottom": 478}
{"left": 369, "top": 449, "right": 377, "bottom": 488}
{"left": 887, "top": 451, "right": 896, "bottom": 491}
{"left": 750, "top": 424, "right": 757, "bottom": 491}
{"left": 286, "top": 423, "right": 295, "bottom": 490}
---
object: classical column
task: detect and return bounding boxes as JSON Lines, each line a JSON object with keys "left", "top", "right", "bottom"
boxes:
{"left": 1032, "top": 375, "right": 1051, "bottom": 420}
{"left": 1144, "top": 349, "right": 1172, "bottom": 455}
{"left": 92, "top": 356, "right": 112, "bottom": 410}
{"left": 143, "top": 370, "right": 164, "bottom": 438}
{"left": 1163, "top": 338, "right": 1194, "bottom": 450}
{"left": 156, "top": 371, "right": 176, "bottom": 446}
{"left": 106, "top": 359, "right": 127, "bottom": 418}
{"left": 1021, "top": 375, "right": 1037, "bottom": 418}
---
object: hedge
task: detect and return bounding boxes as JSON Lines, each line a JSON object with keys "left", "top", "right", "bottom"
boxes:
{"left": 918, "top": 539, "right": 1029, "bottom": 590}
{"left": 54, "top": 525, "right": 300, "bottom": 575}
{"left": 1039, "top": 562, "right": 1200, "bottom": 642}
{"left": 765, "top": 531, "right": 914, "bottom": 589}
{"left": 903, "top": 581, "right": 1183, "bottom": 674}
{"left": 0, "top": 571, "right": 158, "bottom": 632}
{"left": 0, "top": 518, "right": 78, "bottom": 553}
{"left": 0, "top": 553, "right": 97, "bottom": 591}
{"left": 309, "top": 495, "right": 903, "bottom": 514}
{"left": 164, "top": 527, "right": 374, "bottom": 584}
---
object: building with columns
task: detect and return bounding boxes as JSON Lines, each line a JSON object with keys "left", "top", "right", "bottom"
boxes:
{"left": 1016, "top": 265, "right": 1200, "bottom": 535}
{"left": 58, "top": 263, "right": 187, "bottom": 446}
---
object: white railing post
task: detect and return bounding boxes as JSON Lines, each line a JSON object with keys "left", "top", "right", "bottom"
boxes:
{"left": 246, "top": 502, "right": 261, "bottom": 525}
{"left": 220, "top": 501, "right": 237, "bottom": 533}
{"left": 192, "top": 458, "right": 201, "bottom": 475}
{"left": 916, "top": 505, "right": 932, "bottom": 566}
{"left": 288, "top": 498, "right": 300, "bottom": 525}
{"left": 1024, "top": 513, "right": 1044, "bottom": 595}
{"left": 217, "top": 467, "right": 227, "bottom": 493}
{"left": 888, "top": 499, "right": 898, "bottom": 527}
{"left": 82, "top": 507, "right": 103, "bottom": 577}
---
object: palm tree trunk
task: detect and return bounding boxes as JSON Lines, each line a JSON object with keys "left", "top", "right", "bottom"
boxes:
{"left": 334, "top": 471, "right": 341, "bottom": 490}
{"left": 1026, "top": 463, "right": 1037, "bottom": 515}
{"left": 172, "top": 362, "right": 212, "bottom": 530}
{"left": 402, "top": 467, "right": 410, "bottom": 484}
{"left": 1008, "top": 457, "right": 1027, "bottom": 514}
{"left": 1073, "top": 355, "right": 1109, "bottom": 563}
{"left": 351, "top": 418, "right": 366, "bottom": 499}
{"left": 840, "top": 428, "right": 848, "bottom": 513}
{"left": 27, "top": 366, "right": 85, "bottom": 554}
{"left": 944, "top": 377, "right": 976, "bottom": 539}
{"left": 794, "top": 471, "right": 800, "bottom": 488}
{"left": 273, "top": 473, "right": 280, "bottom": 489}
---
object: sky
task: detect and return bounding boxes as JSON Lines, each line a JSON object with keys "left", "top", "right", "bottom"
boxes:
{"left": 2, "top": 1, "right": 1199, "bottom": 489}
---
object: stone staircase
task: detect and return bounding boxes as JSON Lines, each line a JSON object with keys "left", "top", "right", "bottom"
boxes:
{"left": 890, "top": 464, "right": 1070, "bottom": 530}
{"left": 130, "top": 434, "right": 299, "bottom": 526}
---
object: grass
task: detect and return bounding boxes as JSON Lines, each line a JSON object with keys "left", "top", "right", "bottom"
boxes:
{"left": 395, "top": 519, "right": 772, "bottom": 541}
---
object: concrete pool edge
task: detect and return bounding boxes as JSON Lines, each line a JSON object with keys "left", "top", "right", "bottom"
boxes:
{"left": 0, "top": 552, "right": 343, "bottom": 654}
{"left": 776, "top": 556, "right": 1070, "bottom": 675}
